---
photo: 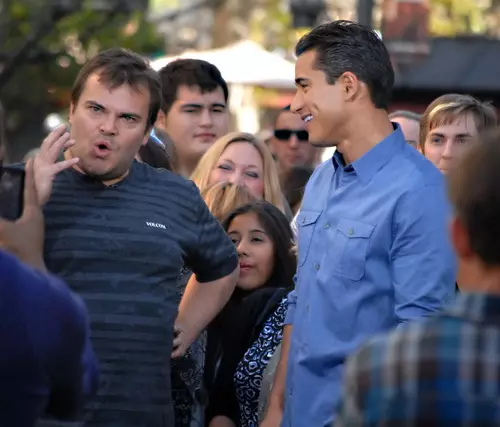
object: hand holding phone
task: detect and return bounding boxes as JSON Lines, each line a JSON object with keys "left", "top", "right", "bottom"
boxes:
{"left": 0, "top": 166, "right": 25, "bottom": 221}
{"left": 0, "top": 160, "right": 46, "bottom": 272}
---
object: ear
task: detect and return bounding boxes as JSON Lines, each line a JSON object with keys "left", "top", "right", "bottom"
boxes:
{"left": 142, "top": 128, "right": 151, "bottom": 146}
{"left": 450, "top": 215, "right": 473, "bottom": 260}
{"left": 69, "top": 102, "right": 75, "bottom": 123}
{"left": 155, "top": 110, "right": 166, "bottom": 129}
{"left": 339, "top": 72, "right": 360, "bottom": 102}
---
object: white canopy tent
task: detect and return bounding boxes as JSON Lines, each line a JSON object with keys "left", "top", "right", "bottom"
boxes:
{"left": 151, "top": 40, "right": 296, "bottom": 89}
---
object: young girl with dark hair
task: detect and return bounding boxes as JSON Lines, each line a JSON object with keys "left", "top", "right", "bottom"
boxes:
{"left": 206, "top": 201, "right": 296, "bottom": 427}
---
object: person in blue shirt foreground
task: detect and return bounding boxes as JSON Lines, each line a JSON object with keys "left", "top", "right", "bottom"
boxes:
{"left": 0, "top": 152, "right": 98, "bottom": 424}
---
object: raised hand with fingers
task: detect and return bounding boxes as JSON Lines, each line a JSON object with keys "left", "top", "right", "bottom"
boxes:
{"left": 34, "top": 125, "right": 80, "bottom": 205}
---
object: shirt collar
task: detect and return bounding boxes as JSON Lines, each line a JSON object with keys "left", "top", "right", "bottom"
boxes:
{"left": 332, "top": 123, "right": 405, "bottom": 185}
{"left": 447, "top": 292, "right": 500, "bottom": 324}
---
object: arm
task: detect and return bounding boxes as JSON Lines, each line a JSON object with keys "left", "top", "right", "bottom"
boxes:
{"left": 209, "top": 417, "right": 237, "bottom": 427}
{"left": 390, "top": 185, "right": 457, "bottom": 325}
{"left": 174, "top": 268, "right": 238, "bottom": 356}
{"left": 261, "top": 325, "right": 291, "bottom": 420}
{"left": 173, "top": 184, "right": 239, "bottom": 356}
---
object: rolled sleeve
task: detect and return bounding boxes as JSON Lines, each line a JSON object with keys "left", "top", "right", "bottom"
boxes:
{"left": 185, "top": 183, "right": 239, "bottom": 283}
{"left": 390, "top": 185, "right": 457, "bottom": 325}
{"left": 284, "top": 288, "right": 298, "bottom": 325}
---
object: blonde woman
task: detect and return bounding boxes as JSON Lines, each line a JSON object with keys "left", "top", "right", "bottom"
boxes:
{"left": 191, "top": 132, "right": 290, "bottom": 217}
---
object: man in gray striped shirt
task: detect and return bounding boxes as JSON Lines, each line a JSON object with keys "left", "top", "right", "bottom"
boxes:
{"left": 33, "top": 48, "right": 239, "bottom": 427}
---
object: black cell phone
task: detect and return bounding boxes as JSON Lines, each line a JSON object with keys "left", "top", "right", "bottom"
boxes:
{"left": 0, "top": 166, "right": 25, "bottom": 220}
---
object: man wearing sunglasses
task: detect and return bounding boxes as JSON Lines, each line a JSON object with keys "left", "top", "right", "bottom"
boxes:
{"left": 269, "top": 105, "right": 321, "bottom": 177}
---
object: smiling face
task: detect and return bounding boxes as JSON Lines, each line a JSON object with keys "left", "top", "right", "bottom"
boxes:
{"left": 208, "top": 141, "right": 265, "bottom": 199}
{"left": 290, "top": 50, "right": 349, "bottom": 147}
{"left": 227, "top": 212, "right": 275, "bottom": 291}
{"left": 68, "top": 72, "right": 150, "bottom": 184}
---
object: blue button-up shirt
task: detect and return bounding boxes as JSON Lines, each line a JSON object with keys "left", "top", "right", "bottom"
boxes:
{"left": 282, "top": 125, "right": 456, "bottom": 427}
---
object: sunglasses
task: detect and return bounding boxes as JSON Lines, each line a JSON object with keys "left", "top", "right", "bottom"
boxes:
{"left": 274, "top": 129, "right": 308, "bottom": 142}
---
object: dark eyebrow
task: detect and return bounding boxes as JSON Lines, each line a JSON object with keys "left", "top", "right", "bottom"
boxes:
{"left": 250, "top": 228, "right": 268, "bottom": 235}
{"left": 85, "top": 100, "right": 105, "bottom": 110}
{"left": 181, "top": 103, "right": 226, "bottom": 109}
{"left": 430, "top": 132, "right": 473, "bottom": 138}
{"left": 295, "top": 78, "right": 309, "bottom": 87}
{"left": 85, "top": 100, "right": 141, "bottom": 119}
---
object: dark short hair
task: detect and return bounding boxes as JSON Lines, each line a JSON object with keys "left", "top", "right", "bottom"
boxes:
{"left": 222, "top": 201, "right": 296, "bottom": 288}
{"left": 420, "top": 93, "right": 497, "bottom": 150}
{"left": 389, "top": 110, "right": 422, "bottom": 122}
{"left": 280, "top": 166, "right": 314, "bottom": 214}
{"left": 295, "top": 20, "right": 394, "bottom": 110}
{"left": 158, "top": 59, "right": 229, "bottom": 115}
{"left": 71, "top": 48, "right": 161, "bottom": 131}
{"left": 138, "top": 136, "right": 173, "bottom": 172}
{"left": 448, "top": 127, "right": 500, "bottom": 266}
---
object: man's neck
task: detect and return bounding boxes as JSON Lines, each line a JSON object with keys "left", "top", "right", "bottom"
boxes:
{"left": 336, "top": 109, "right": 394, "bottom": 165}
{"left": 63, "top": 149, "right": 129, "bottom": 186}
{"left": 177, "top": 157, "right": 201, "bottom": 179}
{"left": 459, "top": 262, "right": 500, "bottom": 296}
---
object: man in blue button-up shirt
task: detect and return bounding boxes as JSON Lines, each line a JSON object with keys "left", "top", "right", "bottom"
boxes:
{"left": 260, "top": 21, "right": 456, "bottom": 427}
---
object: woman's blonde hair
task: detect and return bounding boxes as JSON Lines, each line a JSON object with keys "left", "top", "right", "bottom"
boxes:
{"left": 191, "top": 132, "right": 286, "bottom": 213}
{"left": 201, "top": 182, "right": 256, "bottom": 223}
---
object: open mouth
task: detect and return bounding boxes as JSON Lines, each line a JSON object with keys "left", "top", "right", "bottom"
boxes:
{"left": 94, "top": 142, "right": 111, "bottom": 157}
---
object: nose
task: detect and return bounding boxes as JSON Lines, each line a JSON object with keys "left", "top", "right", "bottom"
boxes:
{"left": 237, "top": 239, "right": 249, "bottom": 257}
{"left": 290, "top": 90, "right": 303, "bottom": 114}
{"left": 442, "top": 139, "right": 454, "bottom": 159}
{"left": 228, "top": 171, "right": 244, "bottom": 186}
{"left": 289, "top": 133, "right": 299, "bottom": 148}
{"left": 200, "top": 109, "right": 213, "bottom": 128}
{"left": 100, "top": 115, "right": 117, "bottom": 136}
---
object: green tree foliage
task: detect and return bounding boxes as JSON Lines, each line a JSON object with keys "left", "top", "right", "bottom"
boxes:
{"left": 429, "top": 0, "right": 491, "bottom": 36}
{"left": 0, "top": 0, "right": 163, "bottom": 159}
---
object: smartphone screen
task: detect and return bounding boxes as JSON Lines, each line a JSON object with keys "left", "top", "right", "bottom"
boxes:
{"left": 0, "top": 166, "right": 25, "bottom": 220}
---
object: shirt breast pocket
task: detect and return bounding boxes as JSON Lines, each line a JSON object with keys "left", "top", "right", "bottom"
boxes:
{"left": 330, "top": 218, "right": 375, "bottom": 281}
{"left": 297, "top": 210, "right": 322, "bottom": 267}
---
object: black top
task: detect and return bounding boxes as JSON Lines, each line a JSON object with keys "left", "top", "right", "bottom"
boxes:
{"left": 205, "top": 287, "right": 289, "bottom": 424}
{"left": 42, "top": 161, "right": 238, "bottom": 427}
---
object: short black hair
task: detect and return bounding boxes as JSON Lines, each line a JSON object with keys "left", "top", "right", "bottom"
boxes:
{"left": 222, "top": 201, "right": 296, "bottom": 288}
{"left": 138, "top": 136, "right": 173, "bottom": 172}
{"left": 281, "top": 166, "right": 314, "bottom": 214}
{"left": 295, "top": 20, "right": 394, "bottom": 110}
{"left": 448, "top": 127, "right": 500, "bottom": 266}
{"left": 158, "top": 59, "right": 229, "bottom": 115}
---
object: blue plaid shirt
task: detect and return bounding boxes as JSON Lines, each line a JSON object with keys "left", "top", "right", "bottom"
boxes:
{"left": 334, "top": 292, "right": 500, "bottom": 426}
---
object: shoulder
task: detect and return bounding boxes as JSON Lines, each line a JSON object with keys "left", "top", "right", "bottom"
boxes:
{"left": 391, "top": 145, "right": 446, "bottom": 191}
{"left": 131, "top": 162, "right": 203, "bottom": 211}
{"left": 133, "top": 162, "right": 198, "bottom": 192}
{"left": 0, "top": 251, "right": 87, "bottom": 344}
{"left": 347, "top": 314, "right": 453, "bottom": 380}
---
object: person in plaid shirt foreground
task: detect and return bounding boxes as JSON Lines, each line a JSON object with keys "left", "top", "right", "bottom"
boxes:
{"left": 334, "top": 127, "right": 500, "bottom": 427}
